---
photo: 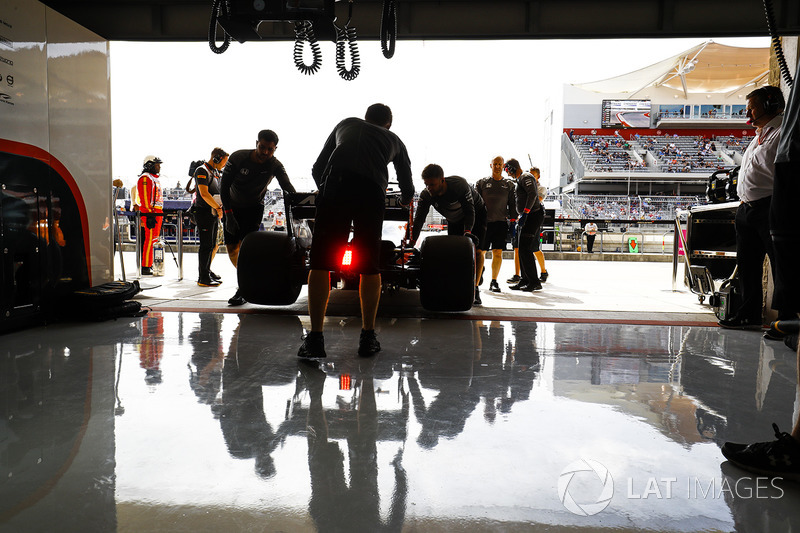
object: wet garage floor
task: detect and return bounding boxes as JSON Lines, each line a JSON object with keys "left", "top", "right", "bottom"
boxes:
{"left": 2, "top": 311, "right": 798, "bottom": 532}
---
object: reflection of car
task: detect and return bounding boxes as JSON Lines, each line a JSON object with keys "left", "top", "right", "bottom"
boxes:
{"left": 237, "top": 191, "right": 476, "bottom": 311}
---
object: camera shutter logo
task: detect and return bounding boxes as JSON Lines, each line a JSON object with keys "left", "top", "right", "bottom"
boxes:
{"left": 558, "top": 459, "right": 614, "bottom": 516}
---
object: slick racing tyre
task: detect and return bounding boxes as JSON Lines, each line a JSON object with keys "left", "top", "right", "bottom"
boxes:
{"left": 419, "top": 235, "right": 475, "bottom": 312}
{"left": 237, "top": 232, "right": 303, "bottom": 305}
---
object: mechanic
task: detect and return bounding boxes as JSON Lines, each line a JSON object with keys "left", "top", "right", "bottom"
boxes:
{"left": 411, "top": 164, "right": 488, "bottom": 305}
{"left": 136, "top": 155, "right": 164, "bottom": 276}
{"left": 299, "top": 103, "right": 414, "bottom": 359}
{"left": 221, "top": 130, "right": 296, "bottom": 306}
{"left": 530, "top": 167, "right": 550, "bottom": 283}
{"left": 718, "top": 86, "right": 786, "bottom": 329}
{"left": 475, "top": 156, "right": 516, "bottom": 294}
{"left": 505, "top": 158, "right": 543, "bottom": 292}
{"left": 194, "top": 147, "right": 228, "bottom": 287}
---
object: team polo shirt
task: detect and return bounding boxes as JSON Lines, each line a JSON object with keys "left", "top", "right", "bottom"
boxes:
{"left": 411, "top": 176, "right": 485, "bottom": 242}
{"left": 193, "top": 163, "right": 220, "bottom": 209}
{"left": 221, "top": 149, "right": 295, "bottom": 209}
{"left": 476, "top": 176, "right": 516, "bottom": 222}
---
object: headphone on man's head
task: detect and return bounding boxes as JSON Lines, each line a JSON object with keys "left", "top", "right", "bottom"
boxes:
{"left": 212, "top": 154, "right": 223, "bottom": 164}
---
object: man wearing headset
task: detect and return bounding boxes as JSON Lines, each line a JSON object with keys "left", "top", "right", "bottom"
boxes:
{"left": 136, "top": 155, "right": 164, "bottom": 276}
{"left": 194, "top": 147, "right": 229, "bottom": 287}
{"left": 718, "top": 86, "right": 787, "bottom": 329}
{"left": 221, "top": 130, "right": 296, "bottom": 306}
{"left": 505, "top": 159, "right": 543, "bottom": 292}
{"left": 410, "top": 164, "right": 488, "bottom": 305}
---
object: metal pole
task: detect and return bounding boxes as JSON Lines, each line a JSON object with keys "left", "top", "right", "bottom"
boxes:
{"left": 672, "top": 218, "right": 680, "bottom": 291}
{"left": 178, "top": 210, "right": 184, "bottom": 281}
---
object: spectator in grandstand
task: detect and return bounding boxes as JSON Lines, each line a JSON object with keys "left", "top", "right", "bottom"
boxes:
{"left": 505, "top": 159, "right": 542, "bottom": 291}
{"left": 476, "top": 156, "right": 516, "bottom": 294}
{"left": 411, "top": 164, "right": 487, "bottom": 305}
{"left": 721, "top": 67, "right": 800, "bottom": 486}
{"left": 584, "top": 221, "right": 598, "bottom": 253}
{"left": 718, "top": 86, "right": 786, "bottom": 330}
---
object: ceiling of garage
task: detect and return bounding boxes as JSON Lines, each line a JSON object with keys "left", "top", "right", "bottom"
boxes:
{"left": 39, "top": 0, "right": 800, "bottom": 42}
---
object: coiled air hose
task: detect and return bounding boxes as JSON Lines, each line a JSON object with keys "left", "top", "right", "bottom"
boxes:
{"left": 294, "top": 20, "right": 323, "bottom": 75}
{"left": 762, "top": 0, "right": 794, "bottom": 87}
{"left": 336, "top": 26, "right": 360, "bottom": 81}
{"left": 380, "top": 0, "right": 397, "bottom": 59}
{"left": 209, "top": 0, "right": 231, "bottom": 54}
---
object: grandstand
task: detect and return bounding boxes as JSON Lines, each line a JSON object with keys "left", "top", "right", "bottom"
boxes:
{"left": 555, "top": 41, "right": 769, "bottom": 200}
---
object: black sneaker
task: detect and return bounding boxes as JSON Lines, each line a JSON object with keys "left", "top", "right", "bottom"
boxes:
{"left": 506, "top": 274, "right": 520, "bottom": 284}
{"left": 298, "top": 331, "right": 327, "bottom": 359}
{"left": 509, "top": 282, "right": 527, "bottom": 291}
{"left": 358, "top": 329, "right": 381, "bottom": 357}
{"left": 228, "top": 289, "right": 246, "bottom": 306}
{"left": 539, "top": 271, "right": 549, "bottom": 283}
{"left": 198, "top": 279, "right": 222, "bottom": 287}
{"left": 474, "top": 287, "right": 482, "bottom": 305}
{"left": 209, "top": 271, "right": 222, "bottom": 282}
{"left": 718, "top": 316, "right": 762, "bottom": 330}
{"left": 521, "top": 283, "right": 543, "bottom": 292}
{"left": 141, "top": 266, "right": 153, "bottom": 275}
{"left": 721, "top": 423, "right": 800, "bottom": 482}
{"left": 489, "top": 280, "right": 501, "bottom": 293}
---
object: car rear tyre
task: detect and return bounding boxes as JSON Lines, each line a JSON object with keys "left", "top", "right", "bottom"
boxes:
{"left": 237, "top": 232, "right": 304, "bottom": 305}
{"left": 419, "top": 235, "right": 475, "bottom": 311}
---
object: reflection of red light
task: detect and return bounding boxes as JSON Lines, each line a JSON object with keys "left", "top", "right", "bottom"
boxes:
{"left": 339, "top": 374, "right": 351, "bottom": 390}
{"left": 341, "top": 249, "right": 353, "bottom": 266}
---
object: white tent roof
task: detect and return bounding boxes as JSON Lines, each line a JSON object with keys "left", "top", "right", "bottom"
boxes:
{"left": 573, "top": 41, "right": 770, "bottom": 98}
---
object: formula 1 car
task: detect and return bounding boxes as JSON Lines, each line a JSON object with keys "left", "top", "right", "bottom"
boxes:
{"left": 236, "top": 191, "right": 475, "bottom": 311}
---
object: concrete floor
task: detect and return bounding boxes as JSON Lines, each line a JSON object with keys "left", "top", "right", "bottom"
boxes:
{"left": 1, "top": 251, "right": 798, "bottom": 532}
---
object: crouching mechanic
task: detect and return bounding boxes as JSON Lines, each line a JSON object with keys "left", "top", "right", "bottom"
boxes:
{"left": 410, "top": 164, "right": 488, "bottom": 305}
{"left": 505, "top": 158, "right": 543, "bottom": 291}
{"left": 221, "top": 130, "right": 296, "bottom": 306}
{"left": 299, "top": 103, "right": 414, "bottom": 359}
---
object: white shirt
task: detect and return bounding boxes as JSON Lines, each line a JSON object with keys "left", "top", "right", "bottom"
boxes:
{"left": 738, "top": 115, "right": 782, "bottom": 202}
{"left": 585, "top": 222, "right": 598, "bottom": 235}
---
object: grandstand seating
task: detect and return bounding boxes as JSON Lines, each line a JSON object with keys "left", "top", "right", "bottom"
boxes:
{"left": 571, "top": 134, "right": 739, "bottom": 174}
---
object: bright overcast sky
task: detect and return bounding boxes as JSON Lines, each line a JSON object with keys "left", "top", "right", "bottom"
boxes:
{"left": 110, "top": 36, "right": 768, "bottom": 191}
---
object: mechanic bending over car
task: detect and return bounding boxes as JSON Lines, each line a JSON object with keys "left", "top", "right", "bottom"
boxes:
{"left": 411, "top": 164, "right": 488, "bottom": 305}
{"left": 299, "top": 103, "right": 414, "bottom": 359}
{"left": 221, "top": 129, "right": 296, "bottom": 306}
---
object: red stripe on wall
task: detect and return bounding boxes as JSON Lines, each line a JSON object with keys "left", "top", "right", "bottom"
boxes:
{"left": 0, "top": 138, "right": 93, "bottom": 285}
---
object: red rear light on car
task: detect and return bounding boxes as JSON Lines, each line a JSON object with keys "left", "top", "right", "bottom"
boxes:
{"left": 341, "top": 249, "right": 353, "bottom": 266}
{"left": 339, "top": 374, "right": 351, "bottom": 390}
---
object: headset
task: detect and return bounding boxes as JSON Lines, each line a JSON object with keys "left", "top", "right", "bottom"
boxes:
{"left": 212, "top": 154, "right": 223, "bottom": 164}
{"left": 760, "top": 86, "right": 784, "bottom": 115}
{"left": 503, "top": 161, "right": 519, "bottom": 175}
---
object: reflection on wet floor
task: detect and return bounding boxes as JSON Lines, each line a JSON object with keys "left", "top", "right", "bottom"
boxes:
{"left": 1, "top": 312, "right": 799, "bottom": 532}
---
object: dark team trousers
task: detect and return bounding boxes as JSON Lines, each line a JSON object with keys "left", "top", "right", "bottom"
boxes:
{"left": 770, "top": 162, "right": 800, "bottom": 316}
{"left": 195, "top": 207, "right": 218, "bottom": 282}
{"left": 734, "top": 198, "right": 775, "bottom": 321}
{"left": 518, "top": 208, "right": 544, "bottom": 285}
{"left": 586, "top": 234, "right": 596, "bottom": 252}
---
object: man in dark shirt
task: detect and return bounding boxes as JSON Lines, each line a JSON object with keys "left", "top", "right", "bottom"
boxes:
{"left": 411, "top": 164, "right": 487, "bottom": 304}
{"left": 299, "top": 103, "right": 414, "bottom": 359}
{"left": 221, "top": 129, "right": 296, "bottom": 306}
{"left": 505, "top": 158, "right": 543, "bottom": 292}
{"left": 194, "top": 147, "right": 228, "bottom": 287}
{"left": 475, "top": 156, "right": 516, "bottom": 293}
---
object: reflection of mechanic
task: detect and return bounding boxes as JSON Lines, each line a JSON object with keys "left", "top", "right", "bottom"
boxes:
{"left": 476, "top": 156, "right": 516, "bottom": 294}
{"left": 719, "top": 86, "right": 785, "bottom": 329}
{"left": 584, "top": 221, "right": 598, "bottom": 253}
{"left": 411, "top": 164, "right": 487, "bottom": 305}
{"left": 136, "top": 155, "right": 164, "bottom": 276}
{"left": 299, "top": 103, "right": 414, "bottom": 359}
{"left": 505, "top": 159, "right": 543, "bottom": 292}
{"left": 194, "top": 148, "right": 229, "bottom": 288}
{"left": 221, "top": 130, "right": 296, "bottom": 306}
